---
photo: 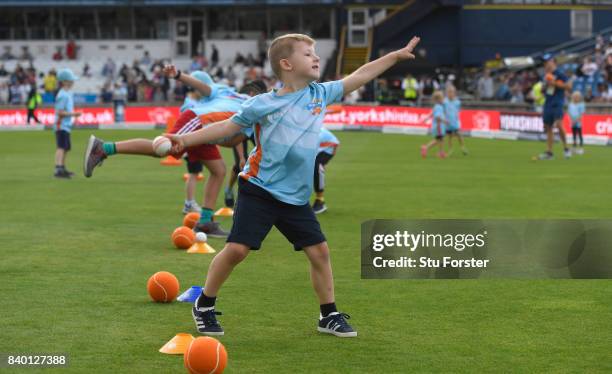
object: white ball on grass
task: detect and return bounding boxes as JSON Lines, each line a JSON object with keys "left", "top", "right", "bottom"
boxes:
{"left": 195, "top": 232, "right": 207, "bottom": 243}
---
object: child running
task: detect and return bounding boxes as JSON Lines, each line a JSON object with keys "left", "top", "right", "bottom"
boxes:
{"left": 420, "top": 91, "right": 447, "bottom": 159}
{"left": 164, "top": 33, "right": 421, "bottom": 338}
{"left": 568, "top": 91, "right": 586, "bottom": 155}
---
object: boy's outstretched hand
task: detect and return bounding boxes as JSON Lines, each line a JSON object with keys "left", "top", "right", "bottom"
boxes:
{"left": 163, "top": 133, "right": 185, "bottom": 154}
{"left": 394, "top": 37, "right": 420, "bottom": 61}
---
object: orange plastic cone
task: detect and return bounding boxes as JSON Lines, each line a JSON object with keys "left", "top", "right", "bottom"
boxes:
{"left": 161, "top": 155, "right": 183, "bottom": 166}
{"left": 214, "top": 207, "right": 234, "bottom": 217}
{"left": 183, "top": 173, "right": 205, "bottom": 182}
{"left": 187, "top": 241, "right": 216, "bottom": 254}
{"left": 159, "top": 333, "right": 195, "bottom": 355}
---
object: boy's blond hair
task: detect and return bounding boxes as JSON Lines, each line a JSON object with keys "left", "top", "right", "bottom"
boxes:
{"left": 571, "top": 91, "right": 583, "bottom": 102}
{"left": 268, "top": 34, "right": 315, "bottom": 79}
{"left": 432, "top": 90, "right": 444, "bottom": 103}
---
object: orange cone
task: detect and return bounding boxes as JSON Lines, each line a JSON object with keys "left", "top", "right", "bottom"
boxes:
{"left": 159, "top": 333, "right": 195, "bottom": 355}
{"left": 187, "top": 232, "right": 216, "bottom": 254}
{"left": 183, "top": 173, "right": 205, "bottom": 182}
{"left": 214, "top": 207, "right": 234, "bottom": 217}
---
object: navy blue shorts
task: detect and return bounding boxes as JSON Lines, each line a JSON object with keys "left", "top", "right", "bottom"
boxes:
{"left": 55, "top": 130, "right": 71, "bottom": 151}
{"left": 227, "top": 178, "right": 326, "bottom": 251}
{"left": 185, "top": 158, "right": 203, "bottom": 174}
{"left": 543, "top": 106, "right": 564, "bottom": 127}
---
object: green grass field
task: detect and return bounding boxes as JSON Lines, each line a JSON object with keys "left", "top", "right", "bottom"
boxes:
{"left": 1, "top": 130, "right": 611, "bottom": 373}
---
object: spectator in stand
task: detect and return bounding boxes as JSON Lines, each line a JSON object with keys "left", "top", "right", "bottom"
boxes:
{"left": 9, "top": 83, "right": 22, "bottom": 104}
{"left": 66, "top": 39, "right": 77, "bottom": 60}
{"left": 20, "top": 46, "right": 33, "bottom": 62}
{"left": 226, "top": 65, "right": 236, "bottom": 84}
{"left": 140, "top": 50, "right": 151, "bottom": 66}
{"left": 495, "top": 74, "right": 511, "bottom": 101}
{"left": 43, "top": 69, "right": 58, "bottom": 94}
{"left": 0, "top": 82, "right": 8, "bottom": 104}
{"left": 234, "top": 52, "right": 245, "bottom": 64}
{"left": 605, "top": 54, "right": 612, "bottom": 84}
{"left": 150, "top": 59, "right": 163, "bottom": 73}
{"left": 510, "top": 81, "right": 524, "bottom": 103}
{"left": 211, "top": 44, "right": 219, "bottom": 68}
{"left": 0, "top": 64, "right": 7, "bottom": 76}
{"left": 102, "top": 58, "right": 116, "bottom": 80}
{"left": 82, "top": 63, "right": 92, "bottom": 78}
{"left": 1, "top": 46, "right": 15, "bottom": 60}
{"left": 190, "top": 56, "right": 202, "bottom": 72}
{"left": 477, "top": 69, "right": 494, "bottom": 100}
{"left": 418, "top": 76, "right": 437, "bottom": 105}
{"left": 593, "top": 83, "right": 608, "bottom": 103}
{"left": 127, "top": 79, "right": 138, "bottom": 102}
{"left": 581, "top": 57, "right": 598, "bottom": 78}
{"left": 52, "top": 46, "right": 63, "bottom": 61}
{"left": 100, "top": 82, "right": 113, "bottom": 103}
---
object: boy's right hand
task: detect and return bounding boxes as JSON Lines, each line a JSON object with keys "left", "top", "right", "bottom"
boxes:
{"left": 163, "top": 64, "right": 178, "bottom": 78}
{"left": 163, "top": 133, "right": 186, "bottom": 153}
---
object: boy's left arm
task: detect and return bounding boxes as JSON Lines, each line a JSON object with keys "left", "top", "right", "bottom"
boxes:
{"left": 342, "top": 37, "right": 420, "bottom": 94}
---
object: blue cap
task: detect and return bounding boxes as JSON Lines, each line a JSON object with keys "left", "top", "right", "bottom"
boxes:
{"left": 57, "top": 68, "right": 78, "bottom": 82}
{"left": 190, "top": 71, "right": 214, "bottom": 86}
{"left": 542, "top": 53, "right": 555, "bottom": 62}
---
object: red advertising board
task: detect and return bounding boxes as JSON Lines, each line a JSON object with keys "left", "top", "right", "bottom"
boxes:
{"left": 0, "top": 108, "right": 114, "bottom": 127}
{"left": 324, "top": 105, "right": 500, "bottom": 131}
{"left": 124, "top": 106, "right": 181, "bottom": 125}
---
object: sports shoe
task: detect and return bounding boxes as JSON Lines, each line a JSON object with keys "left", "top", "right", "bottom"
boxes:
{"left": 576, "top": 148, "right": 584, "bottom": 155}
{"left": 193, "top": 221, "right": 229, "bottom": 238}
{"left": 64, "top": 169, "right": 75, "bottom": 177}
{"left": 224, "top": 187, "right": 235, "bottom": 208}
{"left": 192, "top": 306, "right": 224, "bottom": 336}
{"left": 54, "top": 169, "right": 71, "bottom": 179}
{"left": 312, "top": 199, "right": 327, "bottom": 214}
{"left": 420, "top": 145, "right": 427, "bottom": 158}
{"left": 83, "top": 135, "right": 107, "bottom": 177}
{"left": 462, "top": 147, "right": 469, "bottom": 156}
{"left": 538, "top": 152, "right": 554, "bottom": 160}
{"left": 564, "top": 149, "right": 572, "bottom": 159}
{"left": 318, "top": 312, "right": 357, "bottom": 338}
{"left": 182, "top": 201, "right": 201, "bottom": 215}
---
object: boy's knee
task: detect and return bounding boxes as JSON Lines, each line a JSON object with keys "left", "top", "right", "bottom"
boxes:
{"left": 223, "top": 243, "right": 250, "bottom": 264}
{"left": 307, "top": 242, "right": 331, "bottom": 264}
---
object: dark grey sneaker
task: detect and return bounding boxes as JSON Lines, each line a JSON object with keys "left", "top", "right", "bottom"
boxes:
{"left": 318, "top": 312, "right": 357, "bottom": 338}
{"left": 83, "top": 135, "right": 107, "bottom": 177}
{"left": 192, "top": 307, "right": 224, "bottom": 336}
{"left": 54, "top": 169, "right": 71, "bottom": 179}
{"left": 312, "top": 199, "right": 327, "bottom": 214}
{"left": 193, "top": 221, "right": 229, "bottom": 238}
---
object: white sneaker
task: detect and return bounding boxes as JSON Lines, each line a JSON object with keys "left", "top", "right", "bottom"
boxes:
{"left": 576, "top": 148, "right": 584, "bottom": 155}
{"left": 182, "top": 200, "right": 201, "bottom": 214}
{"left": 564, "top": 149, "right": 572, "bottom": 159}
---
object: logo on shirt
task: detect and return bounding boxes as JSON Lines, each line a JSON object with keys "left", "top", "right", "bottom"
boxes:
{"left": 306, "top": 99, "right": 324, "bottom": 115}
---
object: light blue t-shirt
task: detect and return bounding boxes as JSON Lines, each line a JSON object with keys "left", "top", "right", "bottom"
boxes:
{"left": 444, "top": 98, "right": 461, "bottom": 130}
{"left": 432, "top": 103, "right": 446, "bottom": 136}
{"left": 231, "top": 80, "right": 344, "bottom": 205}
{"left": 319, "top": 127, "right": 340, "bottom": 155}
{"left": 568, "top": 102, "right": 585, "bottom": 127}
{"left": 180, "top": 96, "right": 197, "bottom": 113}
{"left": 55, "top": 89, "right": 74, "bottom": 132}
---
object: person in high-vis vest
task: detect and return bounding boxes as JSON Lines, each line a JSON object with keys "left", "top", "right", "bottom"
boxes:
{"left": 26, "top": 84, "right": 42, "bottom": 125}
{"left": 531, "top": 81, "right": 545, "bottom": 113}
{"left": 401, "top": 73, "right": 418, "bottom": 102}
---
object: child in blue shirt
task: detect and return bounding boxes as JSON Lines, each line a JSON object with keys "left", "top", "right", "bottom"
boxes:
{"left": 54, "top": 68, "right": 81, "bottom": 179}
{"left": 443, "top": 85, "right": 468, "bottom": 155}
{"left": 420, "top": 91, "right": 448, "bottom": 159}
{"left": 167, "top": 33, "right": 421, "bottom": 338}
{"left": 568, "top": 91, "right": 586, "bottom": 155}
